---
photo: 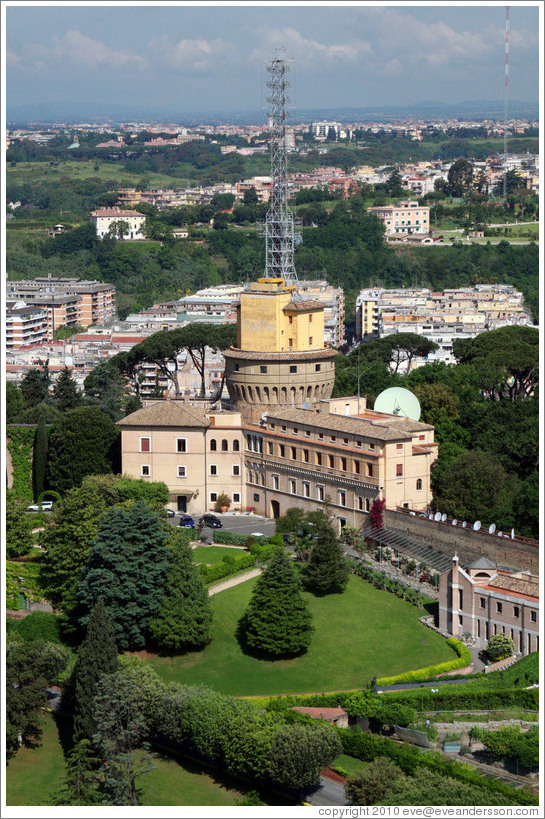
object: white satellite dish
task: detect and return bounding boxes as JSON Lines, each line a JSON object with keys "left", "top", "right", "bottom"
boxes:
{"left": 489, "top": 523, "right": 496, "bottom": 535}
{"left": 441, "top": 513, "right": 447, "bottom": 522}
{"left": 462, "top": 521, "right": 467, "bottom": 528}
{"left": 373, "top": 387, "right": 421, "bottom": 421}
{"left": 474, "top": 521, "right": 481, "bottom": 531}
{"left": 301, "top": 401, "right": 311, "bottom": 410}
{"left": 434, "top": 512, "right": 441, "bottom": 521}
{"left": 452, "top": 519, "right": 457, "bottom": 526}
{"left": 510, "top": 528, "right": 515, "bottom": 539}
{"left": 497, "top": 531, "right": 503, "bottom": 538}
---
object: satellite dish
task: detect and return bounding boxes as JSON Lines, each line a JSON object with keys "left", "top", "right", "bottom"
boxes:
{"left": 452, "top": 519, "right": 457, "bottom": 526}
{"left": 497, "top": 531, "right": 503, "bottom": 538}
{"left": 441, "top": 513, "right": 447, "bottom": 522}
{"left": 510, "top": 528, "right": 515, "bottom": 539}
{"left": 473, "top": 521, "right": 481, "bottom": 531}
{"left": 434, "top": 512, "right": 441, "bottom": 521}
{"left": 489, "top": 523, "right": 496, "bottom": 535}
{"left": 462, "top": 521, "right": 467, "bottom": 528}
{"left": 423, "top": 510, "right": 429, "bottom": 518}
{"left": 302, "top": 401, "right": 311, "bottom": 410}
{"left": 373, "top": 387, "right": 421, "bottom": 421}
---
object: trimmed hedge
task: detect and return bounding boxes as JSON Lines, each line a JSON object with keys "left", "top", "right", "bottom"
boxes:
{"left": 351, "top": 561, "right": 425, "bottom": 608}
{"left": 337, "top": 728, "right": 537, "bottom": 806}
{"left": 377, "top": 638, "right": 472, "bottom": 686}
{"left": 380, "top": 685, "right": 539, "bottom": 712}
{"left": 198, "top": 552, "right": 257, "bottom": 584}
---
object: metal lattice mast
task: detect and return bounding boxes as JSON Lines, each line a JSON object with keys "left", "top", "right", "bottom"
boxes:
{"left": 503, "top": 6, "right": 510, "bottom": 204}
{"left": 264, "top": 57, "right": 300, "bottom": 290}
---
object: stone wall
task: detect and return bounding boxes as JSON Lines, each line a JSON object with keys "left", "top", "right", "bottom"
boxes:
{"left": 383, "top": 509, "right": 538, "bottom": 574}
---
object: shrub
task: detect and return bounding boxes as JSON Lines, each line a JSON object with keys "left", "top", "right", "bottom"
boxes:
{"left": 485, "top": 634, "right": 515, "bottom": 662}
{"left": 8, "top": 611, "right": 62, "bottom": 643}
{"left": 198, "top": 553, "right": 256, "bottom": 584}
{"left": 214, "top": 492, "right": 231, "bottom": 512}
{"left": 376, "top": 702, "right": 417, "bottom": 728}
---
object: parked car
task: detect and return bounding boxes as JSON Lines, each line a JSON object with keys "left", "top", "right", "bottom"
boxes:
{"left": 199, "top": 514, "right": 223, "bottom": 529}
{"left": 26, "top": 501, "right": 53, "bottom": 512}
{"left": 178, "top": 514, "right": 195, "bottom": 528}
{"left": 164, "top": 508, "right": 176, "bottom": 518}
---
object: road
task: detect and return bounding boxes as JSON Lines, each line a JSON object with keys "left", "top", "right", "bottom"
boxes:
{"left": 305, "top": 775, "right": 349, "bottom": 806}
{"left": 173, "top": 512, "right": 276, "bottom": 538}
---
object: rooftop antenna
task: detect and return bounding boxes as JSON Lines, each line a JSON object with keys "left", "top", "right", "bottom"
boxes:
{"left": 503, "top": 6, "right": 509, "bottom": 204}
{"left": 260, "top": 54, "right": 302, "bottom": 296}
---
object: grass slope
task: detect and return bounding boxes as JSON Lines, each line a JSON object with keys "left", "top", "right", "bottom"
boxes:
{"left": 148, "top": 574, "right": 453, "bottom": 696}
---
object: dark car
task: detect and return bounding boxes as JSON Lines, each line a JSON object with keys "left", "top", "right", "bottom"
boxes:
{"left": 164, "top": 508, "right": 176, "bottom": 518}
{"left": 178, "top": 514, "right": 195, "bottom": 528}
{"left": 199, "top": 514, "right": 223, "bottom": 529}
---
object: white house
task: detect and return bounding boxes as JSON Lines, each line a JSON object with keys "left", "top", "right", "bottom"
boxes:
{"left": 90, "top": 208, "right": 146, "bottom": 240}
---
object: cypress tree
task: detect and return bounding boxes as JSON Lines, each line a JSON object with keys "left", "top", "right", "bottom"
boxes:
{"left": 32, "top": 411, "right": 48, "bottom": 501}
{"left": 240, "top": 548, "right": 313, "bottom": 658}
{"left": 73, "top": 597, "right": 118, "bottom": 742}
{"left": 302, "top": 522, "right": 350, "bottom": 596}
{"left": 149, "top": 538, "right": 213, "bottom": 653}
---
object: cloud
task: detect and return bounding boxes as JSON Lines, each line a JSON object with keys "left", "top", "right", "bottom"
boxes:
{"left": 148, "top": 36, "right": 238, "bottom": 73}
{"left": 249, "top": 27, "right": 373, "bottom": 68}
{"left": 6, "top": 50, "right": 21, "bottom": 67}
{"left": 12, "top": 30, "right": 148, "bottom": 70}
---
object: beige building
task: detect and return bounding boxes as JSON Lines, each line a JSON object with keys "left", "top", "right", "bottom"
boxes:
{"left": 90, "top": 208, "right": 146, "bottom": 240}
{"left": 118, "top": 402, "right": 246, "bottom": 515}
{"left": 243, "top": 396, "right": 437, "bottom": 527}
{"left": 439, "top": 555, "right": 539, "bottom": 656}
{"left": 6, "top": 301, "right": 49, "bottom": 349}
{"left": 367, "top": 200, "right": 430, "bottom": 236}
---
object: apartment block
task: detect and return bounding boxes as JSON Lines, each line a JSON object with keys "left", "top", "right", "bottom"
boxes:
{"left": 439, "top": 555, "right": 539, "bottom": 656}
{"left": 6, "top": 301, "right": 48, "bottom": 349}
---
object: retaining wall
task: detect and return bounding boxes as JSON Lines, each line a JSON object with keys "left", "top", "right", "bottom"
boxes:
{"left": 383, "top": 510, "right": 538, "bottom": 574}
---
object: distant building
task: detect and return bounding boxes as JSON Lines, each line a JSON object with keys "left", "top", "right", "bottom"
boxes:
{"left": 90, "top": 207, "right": 146, "bottom": 240}
{"left": 367, "top": 200, "right": 430, "bottom": 236}
{"left": 6, "top": 301, "right": 48, "bottom": 349}
{"left": 439, "top": 555, "right": 539, "bottom": 656}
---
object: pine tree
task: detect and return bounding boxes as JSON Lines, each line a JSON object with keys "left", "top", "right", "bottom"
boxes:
{"left": 73, "top": 597, "right": 118, "bottom": 742}
{"left": 53, "top": 366, "right": 81, "bottom": 412}
{"left": 32, "top": 411, "right": 48, "bottom": 501}
{"left": 50, "top": 739, "right": 101, "bottom": 805}
{"left": 78, "top": 500, "right": 170, "bottom": 650}
{"left": 302, "top": 521, "right": 350, "bottom": 596}
{"left": 240, "top": 548, "right": 313, "bottom": 658}
{"left": 149, "top": 537, "right": 212, "bottom": 653}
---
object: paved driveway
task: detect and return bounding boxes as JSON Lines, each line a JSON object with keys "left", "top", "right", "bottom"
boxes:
{"left": 173, "top": 513, "right": 276, "bottom": 538}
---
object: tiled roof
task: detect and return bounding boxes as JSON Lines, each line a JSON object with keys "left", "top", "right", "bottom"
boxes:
{"left": 265, "top": 407, "right": 433, "bottom": 441}
{"left": 283, "top": 300, "right": 324, "bottom": 311}
{"left": 488, "top": 574, "right": 539, "bottom": 599}
{"left": 117, "top": 400, "right": 209, "bottom": 428}
{"left": 90, "top": 208, "right": 144, "bottom": 218}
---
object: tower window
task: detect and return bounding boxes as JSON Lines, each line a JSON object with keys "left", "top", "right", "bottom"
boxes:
{"left": 290, "top": 365, "right": 297, "bottom": 373}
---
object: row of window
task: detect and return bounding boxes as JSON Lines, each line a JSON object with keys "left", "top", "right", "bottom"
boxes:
{"left": 141, "top": 464, "right": 241, "bottom": 478}
{"left": 236, "top": 363, "right": 323, "bottom": 374}
{"left": 210, "top": 491, "right": 241, "bottom": 504}
{"left": 478, "top": 596, "right": 537, "bottom": 622}
{"left": 139, "top": 437, "right": 241, "bottom": 454}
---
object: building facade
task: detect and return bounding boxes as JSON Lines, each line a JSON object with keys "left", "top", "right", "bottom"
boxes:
{"left": 367, "top": 200, "right": 430, "bottom": 236}
{"left": 439, "top": 555, "right": 539, "bottom": 655}
{"left": 90, "top": 208, "right": 146, "bottom": 240}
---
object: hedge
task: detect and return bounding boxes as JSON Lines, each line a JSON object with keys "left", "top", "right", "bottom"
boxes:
{"left": 246, "top": 683, "right": 538, "bottom": 714}
{"left": 377, "top": 638, "right": 472, "bottom": 686}
{"left": 198, "top": 552, "right": 257, "bottom": 584}
{"left": 337, "top": 728, "right": 537, "bottom": 806}
{"left": 6, "top": 560, "right": 46, "bottom": 610}
{"left": 7, "top": 426, "right": 35, "bottom": 502}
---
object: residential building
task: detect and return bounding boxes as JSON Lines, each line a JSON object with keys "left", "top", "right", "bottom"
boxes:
{"left": 439, "top": 555, "right": 539, "bottom": 656}
{"left": 90, "top": 207, "right": 146, "bottom": 240}
{"left": 117, "top": 402, "right": 246, "bottom": 515}
{"left": 7, "top": 278, "right": 116, "bottom": 334}
{"left": 298, "top": 281, "right": 345, "bottom": 347}
{"left": 6, "top": 301, "right": 48, "bottom": 349}
{"left": 367, "top": 200, "right": 430, "bottom": 236}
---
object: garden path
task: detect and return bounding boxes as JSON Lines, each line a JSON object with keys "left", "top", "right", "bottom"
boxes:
{"left": 208, "top": 568, "right": 262, "bottom": 597}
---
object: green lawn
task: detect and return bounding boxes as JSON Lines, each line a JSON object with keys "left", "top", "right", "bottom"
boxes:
{"left": 7, "top": 159, "right": 191, "bottom": 189}
{"left": 6, "top": 714, "right": 67, "bottom": 806}
{"left": 332, "top": 753, "right": 368, "bottom": 776}
{"left": 6, "top": 714, "right": 246, "bottom": 807}
{"left": 148, "top": 574, "right": 453, "bottom": 696}
{"left": 192, "top": 545, "right": 249, "bottom": 564}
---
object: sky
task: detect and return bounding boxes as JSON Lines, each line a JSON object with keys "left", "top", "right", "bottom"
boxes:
{"left": 5, "top": 1, "right": 541, "bottom": 117}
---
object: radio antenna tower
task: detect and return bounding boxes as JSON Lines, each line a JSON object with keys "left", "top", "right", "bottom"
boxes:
{"left": 503, "top": 6, "right": 510, "bottom": 204}
{"left": 263, "top": 56, "right": 301, "bottom": 293}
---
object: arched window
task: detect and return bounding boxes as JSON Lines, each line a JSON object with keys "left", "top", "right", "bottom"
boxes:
{"left": 416, "top": 478, "right": 422, "bottom": 491}
{"left": 222, "top": 439, "right": 228, "bottom": 452}
{"left": 210, "top": 439, "right": 217, "bottom": 451}
{"left": 233, "top": 439, "right": 240, "bottom": 452}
